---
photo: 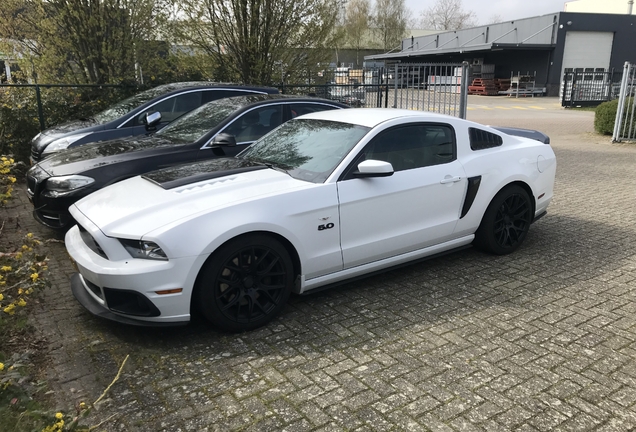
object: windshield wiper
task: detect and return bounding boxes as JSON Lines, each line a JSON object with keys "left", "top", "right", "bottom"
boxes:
{"left": 245, "top": 157, "right": 290, "bottom": 175}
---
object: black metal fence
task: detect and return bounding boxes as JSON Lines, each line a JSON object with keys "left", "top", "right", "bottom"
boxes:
{"left": 561, "top": 68, "right": 622, "bottom": 107}
{"left": 2, "top": 64, "right": 469, "bottom": 134}
{"left": 0, "top": 83, "right": 140, "bottom": 131}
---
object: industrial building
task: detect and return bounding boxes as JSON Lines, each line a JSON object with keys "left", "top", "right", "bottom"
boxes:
{"left": 365, "top": 10, "right": 636, "bottom": 97}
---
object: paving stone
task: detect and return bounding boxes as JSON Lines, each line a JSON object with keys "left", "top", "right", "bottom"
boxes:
{"left": 4, "top": 103, "right": 636, "bottom": 430}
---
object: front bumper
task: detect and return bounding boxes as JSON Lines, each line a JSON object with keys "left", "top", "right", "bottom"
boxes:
{"left": 65, "top": 222, "right": 199, "bottom": 325}
{"left": 27, "top": 171, "right": 83, "bottom": 230}
{"left": 71, "top": 273, "right": 187, "bottom": 327}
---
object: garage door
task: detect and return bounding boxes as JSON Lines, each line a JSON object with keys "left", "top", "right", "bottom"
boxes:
{"left": 561, "top": 31, "right": 614, "bottom": 76}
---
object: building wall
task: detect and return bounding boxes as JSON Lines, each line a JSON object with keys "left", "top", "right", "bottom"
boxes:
{"left": 549, "top": 12, "right": 636, "bottom": 95}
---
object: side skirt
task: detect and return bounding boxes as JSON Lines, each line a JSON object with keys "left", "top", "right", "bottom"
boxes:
{"left": 299, "top": 235, "right": 475, "bottom": 294}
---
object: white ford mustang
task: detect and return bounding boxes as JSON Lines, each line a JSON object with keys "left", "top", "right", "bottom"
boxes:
{"left": 65, "top": 108, "right": 556, "bottom": 331}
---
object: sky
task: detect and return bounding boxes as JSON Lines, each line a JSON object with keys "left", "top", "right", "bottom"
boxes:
{"left": 405, "top": 0, "right": 569, "bottom": 27}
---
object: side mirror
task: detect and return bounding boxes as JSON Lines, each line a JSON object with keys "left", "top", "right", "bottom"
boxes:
{"left": 352, "top": 159, "right": 394, "bottom": 178}
{"left": 208, "top": 133, "right": 237, "bottom": 148}
{"left": 144, "top": 111, "right": 162, "bottom": 131}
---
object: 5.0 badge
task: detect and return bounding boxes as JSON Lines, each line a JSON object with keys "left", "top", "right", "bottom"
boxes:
{"left": 318, "top": 223, "right": 335, "bottom": 231}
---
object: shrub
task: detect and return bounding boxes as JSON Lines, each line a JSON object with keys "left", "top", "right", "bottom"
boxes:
{"left": 595, "top": 97, "right": 635, "bottom": 136}
{"left": 595, "top": 99, "right": 619, "bottom": 135}
{"left": 0, "top": 83, "right": 141, "bottom": 164}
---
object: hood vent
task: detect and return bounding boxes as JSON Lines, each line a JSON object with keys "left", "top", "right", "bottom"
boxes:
{"left": 174, "top": 175, "right": 241, "bottom": 194}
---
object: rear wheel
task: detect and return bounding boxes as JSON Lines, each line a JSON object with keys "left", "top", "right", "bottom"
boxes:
{"left": 474, "top": 185, "right": 532, "bottom": 255}
{"left": 195, "top": 234, "right": 294, "bottom": 332}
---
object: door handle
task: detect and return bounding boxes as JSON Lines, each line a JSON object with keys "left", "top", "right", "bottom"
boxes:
{"left": 440, "top": 176, "right": 461, "bottom": 184}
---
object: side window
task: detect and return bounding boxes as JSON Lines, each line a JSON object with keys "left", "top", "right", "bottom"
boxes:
{"left": 361, "top": 124, "right": 455, "bottom": 172}
{"left": 290, "top": 103, "right": 336, "bottom": 118}
{"left": 222, "top": 105, "right": 284, "bottom": 143}
{"left": 469, "top": 128, "right": 503, "bottom": 150}
{"left": 133, "top": 92, "right": 203, "bottom": 126}
{"left": 202, "top": 89, "right": 253, "bottom": 103}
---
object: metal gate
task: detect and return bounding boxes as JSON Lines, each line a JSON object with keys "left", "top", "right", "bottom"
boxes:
{"left": 280, "top": 62, "right": 469, "bottom": 119}
{"left": 612, "top": 62, "right": 636, "bottom": 142}
{"left": 561, "top": 68, "right": 620, "bottom": 107}
{"left": 387, "top": 62, "right": 468, "bottom": 118}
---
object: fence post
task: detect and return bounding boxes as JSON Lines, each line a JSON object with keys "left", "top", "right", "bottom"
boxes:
{"left": 612, "top": 62, "right": 631, "bottom": 142}
{"left": 384, "top": 70, "right": 389, "bottom": 108}
{"left": 393, "top": 63, "right": 398, "bottom": 108}
{"left": 459, "top": 62, "right": 469, "bottom": 119}
{"left": 35, "top": 84, "right": 45, "bottom": 131}
{"left": 377, "top": 67, "right": 383, "bottom": 108}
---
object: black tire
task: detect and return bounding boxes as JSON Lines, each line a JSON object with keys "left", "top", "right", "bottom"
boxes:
{"left": 474, "top": 185, "right": 532, "bottom": 255}
{"left": 194, "top": 234, "right": 294, "bottom": 332}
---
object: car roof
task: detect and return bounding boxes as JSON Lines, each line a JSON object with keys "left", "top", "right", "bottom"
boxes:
{"left": 207, "top": 94, "right": 349, "bottom": 109}
{"left": 299, "top": 108, "right": 456, "bottom": 128}
{"left": 151, "top": 82, "right": 279, "bottom": 94}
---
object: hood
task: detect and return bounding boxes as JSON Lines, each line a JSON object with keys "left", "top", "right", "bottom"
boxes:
{"left": 32, "top": 119, "right": 103, "bottom": 153}
{"left": 35, "top": 135, "right": 183, "bottom": 177}
{"left": 142, "top": 157, "right": 266, "bottom": 189}
{"left": 71, "top": 159, "right": 310, "bottom": 238}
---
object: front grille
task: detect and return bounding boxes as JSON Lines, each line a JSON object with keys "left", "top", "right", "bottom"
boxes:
{"left": 31, "top": 147, "right": 41, "bottom": 162}
{"left": 78, "top": 224, "right": 109, "bottom": 259}
{"left": 26, "top": 175, "right": 37, "bottom": 195}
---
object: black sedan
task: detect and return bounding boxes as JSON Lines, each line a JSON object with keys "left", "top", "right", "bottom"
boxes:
{"left": 26, "top": 95, "right": 348, "bottom": 230}
{"left": 30, "top": 82, "right": 278, "bottom": 162}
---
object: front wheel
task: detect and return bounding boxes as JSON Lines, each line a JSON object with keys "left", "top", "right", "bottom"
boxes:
{"left": 195, "top": 234, "right": 294, "bottom": 332}
{"left": 474, "top": 185, "right": 532, "bottom": 255}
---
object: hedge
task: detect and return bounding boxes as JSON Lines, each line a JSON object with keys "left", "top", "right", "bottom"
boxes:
{"left": 595, "top": 97, "right": 634, "bottom": 136}
{"left": 0, "top": 85, "right": 141, "bottom": 164}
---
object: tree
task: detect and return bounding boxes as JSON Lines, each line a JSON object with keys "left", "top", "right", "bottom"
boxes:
{"left": 372, "top": 0, "right": 409, "bottom": 52}
{"left": 172, "top": 0, "right": 342, "bottom": 85}
{"left": 420, "top": 0, "right": 477, "bottom": 31}
{"left": 0, "top": 0, "right": 170, "bottom": 84}
{"left": 344, "top": 0, "right": 371, "bottom": 67}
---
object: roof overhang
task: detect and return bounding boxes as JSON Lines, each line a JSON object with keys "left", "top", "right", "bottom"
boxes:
{"left": 366, "top": 43, "right": 555, "bottom": 60}
{"left": 366, "top": 12, "right": 561, "bottom": 61}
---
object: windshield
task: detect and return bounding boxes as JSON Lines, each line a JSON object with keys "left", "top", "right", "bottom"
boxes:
{"left": 239, "top": 119, "right": 370, "bottom": 183}
{"left": 92, "top": 85, "right": 179, "bottom": 124}
{"left": 155, "top": 100, "right": 239, "bottom": 142}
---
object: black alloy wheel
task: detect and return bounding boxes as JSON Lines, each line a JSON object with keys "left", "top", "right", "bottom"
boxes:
{"left": 474, "top": 185, "right": 532, "bottom": 255}
{"left": 195, "top": 234, "right": 293, "bottom": 331}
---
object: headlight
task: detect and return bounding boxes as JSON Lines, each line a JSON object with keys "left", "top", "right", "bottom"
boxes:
{"left": 46, "top": 175, "right": 95, "bottom": 193}
{"left": 41, "top": 132, "right": 92, "bottom": 156}
{"left": 119, "top": 239, "right": 168, "bottom": 261}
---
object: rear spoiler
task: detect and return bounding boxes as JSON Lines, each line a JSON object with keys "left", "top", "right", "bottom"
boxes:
{"left": 492, "top": 127, "right": 550, "bottom": 144}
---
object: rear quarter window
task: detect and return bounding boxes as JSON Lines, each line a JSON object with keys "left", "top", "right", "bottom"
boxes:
{"left": 469, "top": 128, "right": 503, "bottom": 151}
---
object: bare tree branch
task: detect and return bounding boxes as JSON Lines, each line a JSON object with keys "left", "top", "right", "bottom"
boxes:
{"left": 420, "top": 0, "right": 477, "bottom": 31}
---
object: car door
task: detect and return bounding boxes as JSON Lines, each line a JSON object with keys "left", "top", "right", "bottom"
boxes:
{"left": 129, "top": 91, "right": 204, "bottom": 136}
{"left": 337, "top": 123, "right": 467, "bottom": 269}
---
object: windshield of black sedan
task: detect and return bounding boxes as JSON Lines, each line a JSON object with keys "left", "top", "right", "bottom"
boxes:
{"left": 92, "top": 86, "right": 175, "bottom": 124}
{"left": 239, "top": 119, "right": 370, "bottom": 183}
{"left": 154, "top": 101, "right": 237, "bottom": 142}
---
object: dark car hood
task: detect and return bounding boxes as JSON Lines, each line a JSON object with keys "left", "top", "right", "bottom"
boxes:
{"left": 42, "top": 118, "right": 100, "bottom": 135}
{"left": 36, "top": 136, "right": 184, "bottom": 177}
{"left": 32, "top": 118, "right": 104, "bottom": 153}
{"left": 143, "top": 158, "right": 267, "bottom": 189}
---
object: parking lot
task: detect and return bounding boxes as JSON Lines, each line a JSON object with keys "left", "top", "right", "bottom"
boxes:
{"left": 5, "top": 97, "right": 636, "bottom": 431}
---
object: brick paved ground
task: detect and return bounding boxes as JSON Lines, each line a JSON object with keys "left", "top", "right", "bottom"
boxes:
{"left": 2, "top": 101, "right": 636, "bottom": 431}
